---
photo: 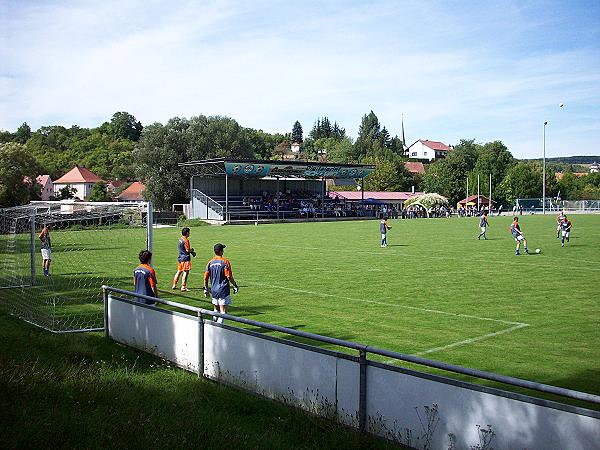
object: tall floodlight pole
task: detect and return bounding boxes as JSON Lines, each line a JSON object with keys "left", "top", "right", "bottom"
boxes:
{"left": 543, "top": 121, "right": 548, "bottom": 214}
{"left": 477, "top": 174, "right": 480, "bottom": 211}
{"left": 489, "top": 173, "right": 492, "bottom": 215}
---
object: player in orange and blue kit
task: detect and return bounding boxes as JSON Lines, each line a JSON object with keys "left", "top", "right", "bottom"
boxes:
{"left": 510, "top": 217, "right": 529, "bottom": 255}
{"left": 172, "top": 227, "right": 196, "bottom": 292}
{"left": 134, "top": 250, "right": 158, "bottom": 305}
{"left": 380, "top": 216, "right": 392, "bottom": 247}
{"left": 204, "top": 243, "right": 238, "bottom": 324}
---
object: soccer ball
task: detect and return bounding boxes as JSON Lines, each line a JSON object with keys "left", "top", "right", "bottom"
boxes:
{"left": 535, "top": 248, "right": 542, "bottom": 254}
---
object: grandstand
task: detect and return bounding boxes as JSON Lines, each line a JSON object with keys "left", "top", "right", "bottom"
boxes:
{"left": 180, "top": 159, "right": 375, "bottom": 221}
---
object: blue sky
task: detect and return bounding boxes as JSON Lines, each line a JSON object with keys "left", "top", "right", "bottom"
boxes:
{"left": 1, "top": 0, "right": 599, "bottom": 158}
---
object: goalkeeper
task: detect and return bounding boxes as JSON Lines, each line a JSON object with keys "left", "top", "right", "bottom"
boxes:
{"left": 172, "top": 227, "right": 196, "bottom": 292}
{"left": 203, "top": 243, "right": 238, "bottom": 324}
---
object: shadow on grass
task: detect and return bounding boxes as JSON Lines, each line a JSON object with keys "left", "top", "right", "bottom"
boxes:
{"left": 0, "top": 312, "right": 395, "bottom": 449}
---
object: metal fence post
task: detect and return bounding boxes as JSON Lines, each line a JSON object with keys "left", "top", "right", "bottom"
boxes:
{"left": 30, "top": 208, "right": 36, "bottom": 286}
{"left": 198, "top": 311, "right": 204, "bottom": 377}
{"left": 359, "top": 349, "right": 368, "bottom": 432}
{"left": 103, "top": 287, "right": 109, "bottom": 338}
{"left": 146, "top": 202, "right": 153, "bottom": 253}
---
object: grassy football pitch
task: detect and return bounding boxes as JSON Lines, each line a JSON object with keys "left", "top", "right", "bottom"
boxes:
{"left": 3, "top": 214, "right": 599, "bottom": 403}
{"left": 152, "top": 214, "right": 600, "bottom": 402}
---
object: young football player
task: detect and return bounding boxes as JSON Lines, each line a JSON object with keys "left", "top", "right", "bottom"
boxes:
{"left": 561, "top": 216, "right": 572, "bottom": 247}
{"left": 172, "top": 227, "right": 196, "bottom": 292}
{"left": 477, "top": 211, "right": 489, "bottom": 240}
{"left": 204, "top": 243, "right": 238, "bottom": 324}
{"left": 556, "top": 211, "right": 565, "bottom": 238}
{"left": 38, "top": 224, "right": 52, "bottom": 276}
{"left": 134, "top": 250, "right": 158, "bottom": 305}
{"left": 380, "top": 216, "right": 392, "bottom": 247}
{"left": 510, "top": 217, "right": 529, "bottom": 255}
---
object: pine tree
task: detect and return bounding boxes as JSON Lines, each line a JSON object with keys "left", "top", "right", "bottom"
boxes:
{"left": 292, "top": 121, "right": 303, "bottom": 144}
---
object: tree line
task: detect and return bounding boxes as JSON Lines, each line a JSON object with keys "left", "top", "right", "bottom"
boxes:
{"left": 1, "top": 110, "right": 598, "bottom": 208}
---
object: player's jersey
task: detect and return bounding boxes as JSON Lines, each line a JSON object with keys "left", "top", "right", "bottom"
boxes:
{"left": 480, "top": 215, "right": 488, "bottom": 227}
{"left": 205, "top": 256, "right": 232, "bottom": 299}
{"left": 561, "top": 220, "right": 572, "bottom": 231}
{"left": 557, "top": 213, "right": 565, "bottom": 224}
{"left": 178, "top": 236, "right": 191, "bottom": 262}
{"left": 510, "top": 222, "right": 521, "bottom": 238}
{"left": 133, "top": 264, "right": 157, "bottom": 304}
{"left": 380, "top": 220, "right": 388, "bottom": 234}
{"left": 40, "top": 231, "right": 51, "bottom": 249}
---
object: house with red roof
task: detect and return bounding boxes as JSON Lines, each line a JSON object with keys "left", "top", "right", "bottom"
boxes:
{"left": 407, "top": 139, "right": 452, "bottom": 161}
{"left": 117, "top": 182, "right": 146, "bottom": 202}
{"left": 53, "top": 166, "right": 103, "bottom": 200}
{"left": 36, "top": 175, "right": 54, "bottom": 201}
{"left": 404, "top": 161, "right": 426, "bottom": 175}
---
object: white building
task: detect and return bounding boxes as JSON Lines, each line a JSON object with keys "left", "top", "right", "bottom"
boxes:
{"left": 407, "top": 139, "right": 452, "bottom": 161}
{"left": 590, "top": 162, "right": 599, "bottom": 173}
{"left": 36, "top": 175, "right": 54, "bottom": 201}
{"left": 53, "top": 166, "right": 103, "bottom": 200}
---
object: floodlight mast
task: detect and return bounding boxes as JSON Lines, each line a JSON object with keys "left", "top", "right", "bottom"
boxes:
{"left": 543, "top": 121, "right": 548, "bottom": 214}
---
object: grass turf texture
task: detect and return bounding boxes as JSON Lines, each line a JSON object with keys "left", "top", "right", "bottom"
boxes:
{"left": 0, "top": 313, "right": 396, "bottom": 449}
{"left": 2, "top": 215, "right": 599, "bottom": 405}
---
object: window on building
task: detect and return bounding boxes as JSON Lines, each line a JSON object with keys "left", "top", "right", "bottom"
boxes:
{"left": 411, "top": 152, "right": 417, "bottom": 157}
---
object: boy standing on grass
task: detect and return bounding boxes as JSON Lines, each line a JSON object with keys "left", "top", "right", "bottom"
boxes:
{"left": 38, "top": 224, "right": 52, "bottom": 276}
{"left": 380, "top": 216, "right": 392, "bottom": 247}
{"left": 509, "top": 217, "right": 529, "bottom": 255}
{"left": 172, "top": 227, "right": 196, "bottom": 292}
{"left": 556, "top": 211, "right": 565, "bottom": 238}
{"left": 204, "top": 243, "right": 238, "bottom": 324}
{"left": 134, "top": 250, "right": 158, "bottom": 305}
{"left": 477, "top": 211, "right": 489, "bottom": 240}
{"left": 561, "top": 216, "right": 572, "bottom": 247}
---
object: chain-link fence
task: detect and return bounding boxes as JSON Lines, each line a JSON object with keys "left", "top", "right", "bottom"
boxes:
{"left": 0, "top": 201, "right": 152, "bottom": 332}
{"left": 515, "top": 198, "right": 600, "bottom": 213}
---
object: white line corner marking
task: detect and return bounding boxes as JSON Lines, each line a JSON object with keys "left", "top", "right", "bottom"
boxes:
{"left": 246, "top": 281, "right": 530, "bottom": 359}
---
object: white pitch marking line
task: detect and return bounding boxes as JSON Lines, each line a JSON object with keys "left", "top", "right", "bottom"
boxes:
{"left": 414, "top": 324, "right": 530, "bottom": 357}
{"left": 245, "top": 281, "right": 530, "bottom": 360}
{"left": 246, "top": 281, "right": 526, "bottom": 326}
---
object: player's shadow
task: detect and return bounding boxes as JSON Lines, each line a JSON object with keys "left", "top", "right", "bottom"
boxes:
{"left": 386, "top": 244, "right": 408, "bottom": 247}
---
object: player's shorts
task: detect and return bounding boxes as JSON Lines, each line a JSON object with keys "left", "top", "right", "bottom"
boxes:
{"left": 562, "top": 230, "right": 570, "bottom": 238}
{"left": 212, "top": 295, "right": 232, "bottom": 306}
{"left": 557, "top": 224, "right": 562, "bottom": 231}
{"left": 481, "top": 226, "right": 486, "bottom": 232}
{"left": 514, "top": 235, "right": 524, "bottom": 242}
{"left": 381, "top": 233, "right": 386, "bottom": 239}
{"left": 41, "top": 249, "right": 51, "bottom": 260}
{"left": 177, "top": 261, "right": 191, "bottom": 271}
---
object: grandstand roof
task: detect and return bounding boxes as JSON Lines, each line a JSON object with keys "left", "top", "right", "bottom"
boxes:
{"left": 179, "top": 158, "right": 375, "bottom": 179}
{"left": 329, "top": 191, "right": 423, "bottom": 201}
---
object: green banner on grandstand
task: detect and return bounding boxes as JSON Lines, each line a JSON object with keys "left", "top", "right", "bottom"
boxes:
{"left": 224, "top": 162, "right": 373, "bottom": 178}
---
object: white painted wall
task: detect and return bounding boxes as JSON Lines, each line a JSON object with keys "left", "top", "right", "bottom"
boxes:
{"left": 107, "top": 295, "right": 600, "bottom": 450}
{"left": 53, "top": 182, "right": 95, "bottom": 200}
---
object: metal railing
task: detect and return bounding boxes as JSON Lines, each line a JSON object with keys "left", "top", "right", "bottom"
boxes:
{"left": 191, "top": 189, "right": 224, "bottom": 219}
{"left": 102, "top": 285, "right": 600, "bottom": 410}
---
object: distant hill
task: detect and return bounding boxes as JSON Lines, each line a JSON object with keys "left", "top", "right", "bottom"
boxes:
{"left": 522, "top": 155, "right": 600, "bottom": 164}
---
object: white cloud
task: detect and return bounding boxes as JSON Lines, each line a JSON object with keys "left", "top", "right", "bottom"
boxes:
{"left": 1, "top": 0, "right": 599, "bottom": 158}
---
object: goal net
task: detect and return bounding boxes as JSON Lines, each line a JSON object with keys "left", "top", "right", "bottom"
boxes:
{"left": 0, "top": 201, "right": 152, "bottom": 332}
